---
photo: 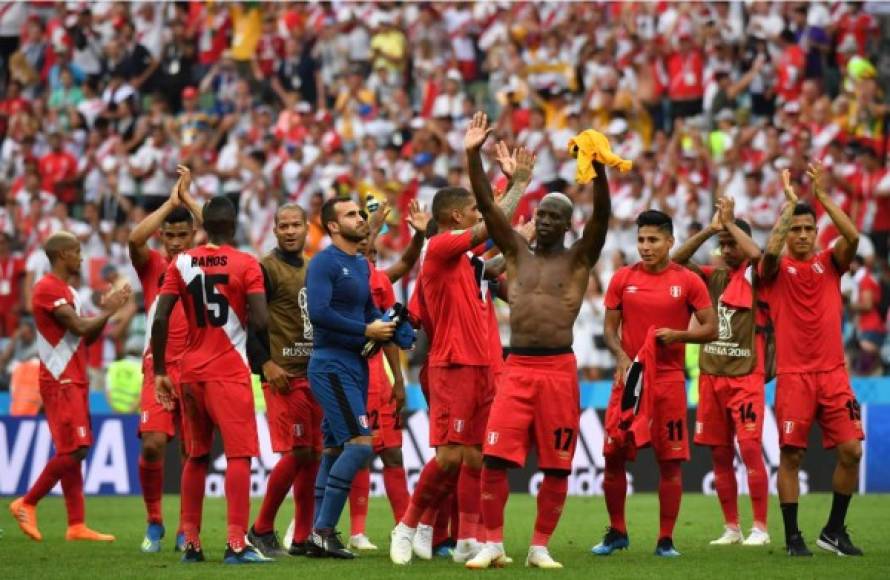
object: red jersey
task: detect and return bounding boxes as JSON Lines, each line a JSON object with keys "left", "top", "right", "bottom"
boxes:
{"left": 160, "top": 245, "right": 265, "bottom": 383}
{"left": 39, "top": 150, "right": 78, "bottom": 203}
{"left": 0, "top": 255, "right": 25, "bottom": 311}
{"left": 666, "top": 50, "right": 704, "bottom": 100}
{"left": 32, "top": 273, "right": 87, "bottom": 385}
{"left": 421, "top": 229, "right": 492, "bottom": 366}
{"left": 136, "top": 249, "right": 189, "bottom": 370}
{"left": 856, "top": 271, "right": 884, "bottom": 334}
{"left": 776, "top": 45, "right": 805, "bottom": 103}
{"left": 369, "top": 266, "right": 396, "bottom": 311}
{"left": 762, "top": 248, "right": 846, "bottom": 373}
{"left": 604, "top": 262, "right": 712, "bottom": 381}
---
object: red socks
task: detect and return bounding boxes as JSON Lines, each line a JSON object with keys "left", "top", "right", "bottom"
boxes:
{"left": 60, "top": 461, "right": 85, "bottom": 526}
{"left": 658, "top": 460, "right": 683, "bottom": 539}
{"left": 139, "top": 457, "right": 164, "bottom": 525}
{"left": 383, "top": 466, "right": 410, "bottom": 522}
{"left": 293, "top": 457, "right": 319, "bottom": 543}
{"left": 24, "top": 454, "right": 79, "bottom": 506}
{"left": 480, "top": 467, "right": 509, "bottom": 543}
{"left": 254, "top": 453, "right": 298, "bottom": 535}
{"left": 403, "top": 460, "right": 458, "bottom": 528}
{"left": 711, "top": 446, "right": 739, "bottom": 527}
{"left": 432, "top": 493, "right": 453, "bottom": 546}
{"left": 532, "top": 475, "right": 568, "bottom": 547}
{"left": 602, "top": 455, "right": 628, "bottom": 534}
{"left": 349, "top": 467, "right": 370, "bottom": 536}
{"left": 457, "top": 465, "right": 482, "bottom": 540}
{"left": 738, "top": 439, "right": 769, "bottom": 526}
{"left": 180, "top": 458, "right": 208, "bottom": 544}
{"left": 225, "top": 457, "right": 251, "bottom": 548}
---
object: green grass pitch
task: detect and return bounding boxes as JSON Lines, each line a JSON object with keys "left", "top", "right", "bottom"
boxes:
{"left": 2, "top": 494, "right": 888, "bottom": 579}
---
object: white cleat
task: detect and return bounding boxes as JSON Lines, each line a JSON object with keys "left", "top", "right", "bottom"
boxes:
{"left": 525, "top": 545, "right": 563, "bottom": 569}
{"left": 283, "top": 518, "right": 296, "bottom": 547}
{"left": 709, "top": 526, "right": 744, "bottom": 545}
{"left": 452, "top": 538, "right": 482, "bottom": 563}
{"left": 742, "top": 527, "right": 771, "bottom": 546}
{"left": 390, "top": 523, "right": 416, "bottom": 565}
{"left": 349, "top": 533, "right": 378, "bottom": 551}
{"left": 412, "top": 524, "right": 434, "bottom": 560}
{"left": 465, "top": 542, "right": 509, "bottom": 569}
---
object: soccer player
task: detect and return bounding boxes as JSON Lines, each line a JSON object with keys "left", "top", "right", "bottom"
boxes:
{"left": 305, "top": 198, "right": 403, "bottom": 559}
{"left": 243, "top": 203, "right": 322, "bottom": 558}
{"left": 761, "top": 164, "right": 864, "bottom": 556}
{"left": 129, "top": 166, "right": 202, "bottom": 553}
{"left": 9, "top": 232, "right": 131, "bottom": 542}
{"left": 463, "top": 124, "right": 612, "bottom": 568}
{"left": 672, "top": 197, "right": 771, "bottom": 546}
{"left": 595, "top": 209, "right": 717, "bottom": 557}
{"left": 152, "top": 196, "right": 270, "bottom": 564}
{"left": 347, "top": 198, "right": 429, "bottom": 551}
{"left": 390, "top": 112, "right": 533, "bottom": 566}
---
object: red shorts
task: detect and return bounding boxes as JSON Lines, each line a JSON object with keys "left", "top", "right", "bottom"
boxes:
{"left": 428, "top": 364, "right": 494, "bottom": 447}
{"left": 694, "top": 373, "right": 765, "bottom": 446}
{"left": 367, "top": 355, "right": 402, "bottom": 453}
{"left": 262, "top": 377, "right": 323, "bottom": 453}
{"left": 775, "top": 367, "right": 864, "bottom": 449}
{"left": 483, "top": 353, "right": 579, "bottom": 471}
{"left": 604, "top": 379, "right": 689, "bottom": 461}
{"left": 139, "top": 363, "right": 183, "bottom": 439}
{"left": 40, "top": 381, "right": 91, "bottom": 454}
{"left": 181, "top": 380, "right": 259, "bottom": 458}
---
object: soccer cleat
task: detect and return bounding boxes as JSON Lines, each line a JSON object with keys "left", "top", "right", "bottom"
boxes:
{"left": 141, "top": 522, "right": 165, "bottom": 553}
{"left": 412, "top": 523, "right": 434, "bottom": 560}
{"left": 817, "top": 527, "right": 863, "bottom": 556}
{"left": 224, "top": 543, "right": 275, "bottom": 564}
{"left": 465, "top": 542, "right": 509, "bottom": 569}
{"left": 390, "top": 523, "right": 416, "bottom": 565}
{"left": 9, "top": 498, "right": 42, "bottom": 542}
{"left": 709, "top": 526, "right": 744, "bottom": 545}
{"left": 452, "top": 538, "right": 482, "bottom": 563}
{"left": 174, "top": 531, "right": 187, "bottom": 552}
{"left": 66, "top": 524, "right": 115, "bottom": 542}
{"left": 247, "top": 526, "right": 287, "bottom": 558}
{"left": 180, "top": 541, "right": 206, "bottom": 563}
{"left": 348, "top": 533, "right": 378, "bottom": 551}
{"left": 308, "top": 528, "right": 355, "bottom": 559}
{"left": 591, "top": 527, "right": 629, "bottom": 555}
{"left": 526, "top": 546, "right": 563, "bottom": 569}
{"left": 654, "top": 537, "right": 681, "bottom": 557}
{"left": 283, "top": 518, "right": 296, "bottom": 548}
{"left": 288, "top": 541, "right": 309, "bottom": 556}
{"left": 785, "top": 532, "right": 813, "bottom": 557}
{"left": 742, "top": 527, "right": 771, "bottom": 546}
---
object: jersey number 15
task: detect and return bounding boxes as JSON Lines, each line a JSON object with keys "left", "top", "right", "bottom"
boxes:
{"left": 187, "top": 274, "right": 230, "bottom": 327}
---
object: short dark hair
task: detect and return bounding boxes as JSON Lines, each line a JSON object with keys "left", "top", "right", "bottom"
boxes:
{"left": 431, "top": 187, "right": 472, "bottom": 224}
{"left": 321, "top": 197, "right": 349, "bottom": 235}
{"left": 793, "top": 202, "right": 817, "bottom": 220}
{"left": 202, "top": 196, "right": 236, "bottom": 237}
{"left": 275, "top": 203, "right": 307, "bottom": 225}
{"left": 163, "top": 207, "right": 193, "bottom": 226}
{"left": 636, "top": 209, "right": 673, "bottom": 235}
{"left": 734, "top": 218, "right": 752, "bottom": 236}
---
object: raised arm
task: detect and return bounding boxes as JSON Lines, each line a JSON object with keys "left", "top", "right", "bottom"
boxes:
{"left": 385, "top": 199, "right": 430, "bottom": 283}
{"left": 760, "top": 169, "right": 798, "bottom": 282}
{"left": 672, "top": 210, "right": 719, "bottom": 274}
{"left": 574, "top": 160, "right": 612, "bottom": 268}
{"left": 176, "top": 165, "right": 204, "bottom": 227}
{"left": 128, "top": 176, "right": 182, "bottom": 269}
{"left": 719, "top": 197, "right": 762, "bottom": 261}
{"left": 810, "top": 161, "right": 859, "bottom": 271}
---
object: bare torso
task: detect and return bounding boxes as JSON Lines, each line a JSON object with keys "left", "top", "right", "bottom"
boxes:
{"left": 507, "top": 244, "right": 590, "bottom": 349}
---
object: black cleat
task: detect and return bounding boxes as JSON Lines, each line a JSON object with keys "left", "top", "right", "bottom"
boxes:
{"left": 288, "top": 541, "right": 309, "bottom": 556}
{"left": 180, "top": 541, "right": 206, "bottom": 563}
{"left": 786, "top": 532, "right": 813, "bottom": 557}
{"left": 308, "top": 529, "right": 355, "bottom": 559}
{"left": 817, "top": 527, "right": 863, "bottom": 556}
{"left": 247, "top": 526, "right": 286, "bottom": 558}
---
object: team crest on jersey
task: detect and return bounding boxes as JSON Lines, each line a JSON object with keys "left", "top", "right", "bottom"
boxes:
{"left": 670, "top": 285, "right": 681, "bottom": 298}
{"left": 342, "top": 267, "right": 350, "bottom": 276}
{"left": 626, "top": 285, "right": 638, "bottom": 294}
{"left": 812, "top": 262, "right": 825, "bottom": 274}
{"left": 695, "top": 421, "right": 703, "bottom": 434}
{"left": 359, "top": 415, "right": 369, "bottom": 429}
{"left": 786, "top": 266, "right": 798, "bottom": 275}
{"left": 487, "top": 431, "right": 499, "bottom": 445}
{"left": 294, "top": 423, "right": 304, "bottom": 438}
{"left": 77, "top": 426, "right": 87, "bottom": 438}
{"left": 783, "top": 421, "right": 794, "bottom": 434}
{"left": 141, "top": 412, "right": 149, "bottom": 424}
{"left": 454, "top": 419, "right": 465, "bottom": 433}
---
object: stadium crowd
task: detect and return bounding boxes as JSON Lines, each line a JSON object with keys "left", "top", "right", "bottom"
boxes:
{"left": 1, "top": 0, "right": 890, "bottom": 393}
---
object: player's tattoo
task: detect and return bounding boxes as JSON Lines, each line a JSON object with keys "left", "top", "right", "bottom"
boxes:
{"left": 761, "top": 202, "right": 794, "bottom": 281}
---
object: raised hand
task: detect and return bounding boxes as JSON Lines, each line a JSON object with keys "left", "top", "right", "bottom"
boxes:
{"left": 512, "top": 146, "right": 536, "bottom": 184}
{"left": 406, "top": 199, "right": 431, "bottom": 234}
{"left": 494, "top": 140, "right": 516, "bottom": 179}
{"left": 781, "top": 168, "right": 799, "bottom": 204}
{"left": 464, "top": 111, "right": 492, "bottom": 151}
{"left": 101, "top": 283, "right": 132, "bottom": 313}
{"left": 717, "top": 196, "right": 735, "bottom": 226}
{"left": 368, "top": 197, "right": 391, "bottom": 236}
{"left": 807, "top": 161, "right": 827, "bottom": 200}
{"left": 176, "top": 164, "right": 193, "bottom": 198}
{"left": 709, "top": 202, "right": 724, "bottom": 231}
{"left": 514, "top": 214, "right": 536, "bottom": 244}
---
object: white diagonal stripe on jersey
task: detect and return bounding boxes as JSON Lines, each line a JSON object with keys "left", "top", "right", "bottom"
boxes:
{"left": 37, "top": 329, "right": 82, "bottom": 380}
{"left": 143, "top": 296, "right": 158, "bottom": 357}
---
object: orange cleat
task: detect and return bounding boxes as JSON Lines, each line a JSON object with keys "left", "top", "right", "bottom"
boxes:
{"left": 9, "top": 498, "right": 42, "bottom": 541}
{"left": 65, "top": 524, "right": 116, "bottom": 542}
